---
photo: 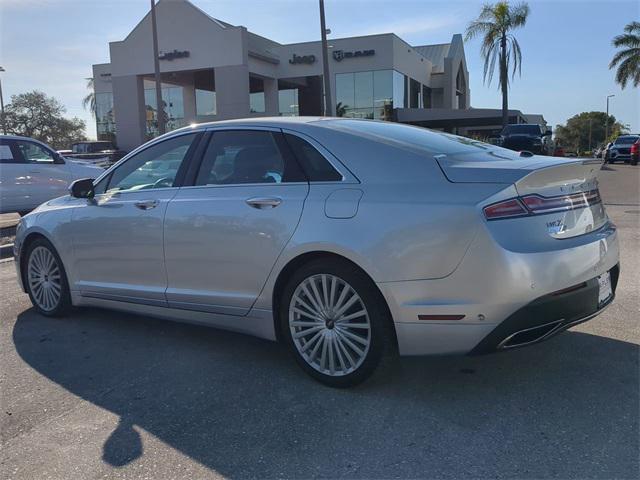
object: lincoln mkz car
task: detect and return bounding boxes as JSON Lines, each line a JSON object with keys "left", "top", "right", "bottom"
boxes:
{"left": 14, "top": 118, "right": 620, "bottom": 387}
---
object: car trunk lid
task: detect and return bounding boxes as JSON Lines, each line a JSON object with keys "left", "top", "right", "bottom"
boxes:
{"left": 436, "top": 153, "right": 606, "bottom": 239}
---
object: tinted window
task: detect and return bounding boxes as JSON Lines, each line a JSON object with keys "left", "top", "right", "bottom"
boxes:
{"left": 614, "top": 136, "right": 638, "bottom": 145}
{"left": 0, "top": 141, "right": 19, "bottom": 164}
{"left": 16, "top": 141, "right": 56, "bottom": 164}
{"left": 502, "top": 125, "right": 542, "bottom": 135}
{"left": 106, "top": 133, "right": 196, "bottom": 193}
{"left": 196, "top": 130, "right": 304, "bottom": 185}
{"left": 284, "top": 134, "right": 342, "bottom": 181}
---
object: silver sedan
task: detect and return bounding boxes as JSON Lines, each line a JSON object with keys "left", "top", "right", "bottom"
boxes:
{"left": 13, "top": 118, "right": 620, "bottom": 387}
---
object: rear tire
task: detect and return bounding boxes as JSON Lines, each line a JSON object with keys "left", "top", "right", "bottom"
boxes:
{"left": 279, "top": 259, "right": 392, "bottom": 387}
{"left": 24, "top": 238, "right": 72, "bottom": 317}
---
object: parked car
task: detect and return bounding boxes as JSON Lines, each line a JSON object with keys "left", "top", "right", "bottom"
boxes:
{"left": 553, "top": 145, "right": 565, "bottom": 157}
{"left": 631, "top": 138, "right": 639, "bottom": 166}
{"left": 497, "top": 124, "right": 553, "bottom": 155}
{"left": 0, "top": 135, "right": 104, "bottom": 215}
{"left": 605, "top": 135, "right": 640, "bottom": 163}
{"left": 60, "top": 141, "right": 127, "bottom": 168}
{"left": 14, "top": 119, "right": 619, "bottom": 387}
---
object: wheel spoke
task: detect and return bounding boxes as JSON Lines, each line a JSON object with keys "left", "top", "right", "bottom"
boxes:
{"left": 336, "top": 329, "right": 365, "bottom": 357}
{"left": 338, "top": 327, "right": 369, "bottom": 346}
{"left": 293, "top": 325, "right": 324, "bottom": 339}
{"left": 327, "top": 334, "right": 335, "bottom": 375}
{"left": 301, "top": 283, "right": 323, "bottom": 315}
{"left": 308, "top": 332, "right": 324, "bottom": 363}
{"left": 335, "top": 334, "right": 355, "bottom": 368}
{"left": 333, "top": 283, "right": 351, "bottom": 313}
{"left": 321, "top": 275, "right": 330, "bottom": 309}
{"left": 334, "top": 293, "right": 360, "bottom": 319}
{"left": 333, "top": 335, "right": 347, "bottom": 373}
{"left": 300, "top": 330, "right": 324, "bottom": 353}
{"left": 329, "top": 276, "right": 337, "bottom": 309}
{"left": 292, "top": 306, "right": 323, "bottom": 322}
{"left": 336, "top": 309, "right": 367, "bottom": 323}
{"left": 320, "top": 334, "right": 329, "bottom": 371}
{"left": 308, "top": 277, "right": 325, "bottom": 312}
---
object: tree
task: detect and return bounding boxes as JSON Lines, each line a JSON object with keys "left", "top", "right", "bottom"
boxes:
{"left": 609, "top": 21, "right": 640, "bottom": 89}
{"left": 82, "top": 77, "right": 96, "bottom": 118}
{"left": 465, "top": 1, "right": 530, "bottom": 127}
{"left": 3, "top": 91, "right": 87, "bottom": 149}
{"left": 554, "top": 111, "right": 627, "bottom": 153}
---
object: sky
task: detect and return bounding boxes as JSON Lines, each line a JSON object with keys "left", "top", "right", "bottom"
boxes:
{"left": 0, "top": 0, "right": 638, "bottom": 139}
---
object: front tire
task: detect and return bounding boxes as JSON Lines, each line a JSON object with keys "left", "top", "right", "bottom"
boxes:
{"left": 24, "top": 238, "right": 72, "bottom": 317}
{"left": 279, "top": 259, "right": 391, "bottom": 387}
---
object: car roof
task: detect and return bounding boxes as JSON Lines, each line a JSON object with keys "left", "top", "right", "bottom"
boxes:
{"left": 0, "top": 134, "right": 37, "bottom": 141}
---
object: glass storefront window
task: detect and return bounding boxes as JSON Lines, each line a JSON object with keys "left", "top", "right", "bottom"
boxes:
{"left": 393, "top": 71, "right": 406, "bottom": 110}
{"left": 279, "top": 89, "right": 299, "bottom": 116}
{"left": 250, "top": 92, "right": 265, "bottom": 113}
{"left": 354, "top": 71, "right": 373, "bottom": 109}
{"left": 144, "top": 85, "right": 185, "bottom": 139}
{"left": 196, "top": 89, "right": 216, "bottom": 117}
{"left": 422, "top": 85, "right": 432, "bottom": 109}
{"left": 336, "top": 70, "right": 402, "bottom": 120}
{"left": 373, "top": 70, "right": 393, "bottom": 120}
{"left": 409, "top": 78, "right": 420, "bottom": 108}
{"left": 95, "top": 92, "right": 115, "bottom": 142}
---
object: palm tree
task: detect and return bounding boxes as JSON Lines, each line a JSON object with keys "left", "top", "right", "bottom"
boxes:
{"left": 82, "top": 77, "right": 96, "bottom": 118}
{"left": 609, "top": 21, "right": 640, "bottom": 89}
{"left": 465, "top": 1, "right": 530, "bottom": 127}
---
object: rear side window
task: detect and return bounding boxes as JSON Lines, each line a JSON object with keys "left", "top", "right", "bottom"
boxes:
{"left": 16, "top": 141, "right": 56, "bottom": 164}
{"left": 195, "top": 130, "right": 305, "bottom": 185}
{"left": 284, "top": 134, "right": 342, "bottom": 182}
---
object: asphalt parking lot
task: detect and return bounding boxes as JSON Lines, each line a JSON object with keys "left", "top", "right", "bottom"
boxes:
{"left": 1, "top": 164, "right": 638, "bottom": 479}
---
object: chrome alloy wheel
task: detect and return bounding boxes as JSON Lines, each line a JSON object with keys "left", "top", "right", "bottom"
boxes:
{"left": 27, "top": 246, "right": 62, "bottom": 312}
{"left": 289, "top": 274, "right": 371, "bottom": 376}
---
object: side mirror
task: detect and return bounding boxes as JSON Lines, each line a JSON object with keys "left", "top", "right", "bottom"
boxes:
{"left": 54, "top": 153, "right": 66, "bottom": 164}
{"left": 69, "top": 178, "right": 95, "bottom": 199}
{"left": 542, "top": 130, "right": 552, "bottom": 136}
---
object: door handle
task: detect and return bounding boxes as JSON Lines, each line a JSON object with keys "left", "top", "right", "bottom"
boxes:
{"left": 134, "top": 200, "right": 159, "bottom": 210}
{"left": 245, "top": 197, "right": 282, "bottom": 209}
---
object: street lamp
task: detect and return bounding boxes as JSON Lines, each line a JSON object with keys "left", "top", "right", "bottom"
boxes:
{"left": 0, "top": 66, "right": 6, "bottom": 135}
{"left": 605, "top": 94, "right": 615, "bottom": 142}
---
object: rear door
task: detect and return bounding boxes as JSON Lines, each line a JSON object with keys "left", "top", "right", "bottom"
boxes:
{"left": 163, "top": 128, "right": 309, "bottom": 315}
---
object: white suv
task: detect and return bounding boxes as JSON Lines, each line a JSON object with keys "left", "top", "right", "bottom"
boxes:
{"left": 0, "top": 135, "right": 105, "bottom": 215}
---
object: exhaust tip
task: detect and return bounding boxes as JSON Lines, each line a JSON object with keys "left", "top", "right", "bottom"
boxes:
{"left": 498, "top": 320, "right": 564, "bottom": 349}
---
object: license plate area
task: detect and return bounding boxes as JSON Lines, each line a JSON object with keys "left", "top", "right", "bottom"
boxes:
{"left": 597, "top": 271, "right": 613, "bottom": 307}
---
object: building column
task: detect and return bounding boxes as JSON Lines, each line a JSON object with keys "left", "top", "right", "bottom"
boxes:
{"left": 264, "top": 77, "right": 279, "bottom": 116}
{"left": 214, "top": 65, "right": 250, "bottom": 120}
{"left": 112, "top": 75, "right": 146, "bottom": 151}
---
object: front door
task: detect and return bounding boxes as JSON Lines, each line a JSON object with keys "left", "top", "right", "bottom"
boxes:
{"left": 164, "top": 129, "right": 309, "bottom": 315}
{"left": 70, "top": 132, "right": 200, "bottom": 305}
{"left": 15, "top": 139, "right": 73, "bottom": 208}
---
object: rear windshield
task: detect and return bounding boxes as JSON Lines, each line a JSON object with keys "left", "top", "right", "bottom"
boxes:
{"left": 501, "top": 125, "right": 542, "bottom": 135}
{"left": 323, "top": 119, "right": 504, "bottom": 156}
{"left": 614, "top": 136, "right": 638, "bottom": 145}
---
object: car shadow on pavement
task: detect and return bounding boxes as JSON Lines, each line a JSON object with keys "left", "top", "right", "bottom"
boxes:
{"left": 12, "top": 307, "right": 640, "bottom": 479}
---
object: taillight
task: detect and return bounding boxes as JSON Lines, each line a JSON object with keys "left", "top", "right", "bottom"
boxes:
{"left": 484, "top": 190, "right": 602, "bottom": 220}
{"left": 631, "top": 143, "right": 639, "bottom": 154}
{"left": 483, "top": 199, "right": 528, "bottom": 219}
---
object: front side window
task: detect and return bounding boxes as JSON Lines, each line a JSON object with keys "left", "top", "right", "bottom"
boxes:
{"left": 16, "top": 141, "right": 56, "bottom": 164}
{"left": 106, "top": 133, "right": 196, "bottom": 193}
{"left": 196, "top": 130, "right": 304, "bottom": 186}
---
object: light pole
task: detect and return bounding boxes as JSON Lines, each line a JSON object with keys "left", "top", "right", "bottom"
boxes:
{"left": 605, "top": 94, "right": 615, "bottom": 142}
{"left": 319, "top": 0, "right": 333, "bottom": 116}
{"left": 0, "top": 66, "right": 6, "bottom": 135}
{"left": 150, "top": 0, "right": 165, "bottom": 135}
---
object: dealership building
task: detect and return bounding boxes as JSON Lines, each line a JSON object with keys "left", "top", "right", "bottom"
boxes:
{"left": 93, "top": 0, "right": 542, "bottom": 151}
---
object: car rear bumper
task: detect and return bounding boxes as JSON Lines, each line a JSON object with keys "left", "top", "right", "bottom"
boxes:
{"left": 377, "top": 222, "right": 620, "bottom": 356}
{"left": 469, "top": 263, "right": 619, "bottom": 354}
